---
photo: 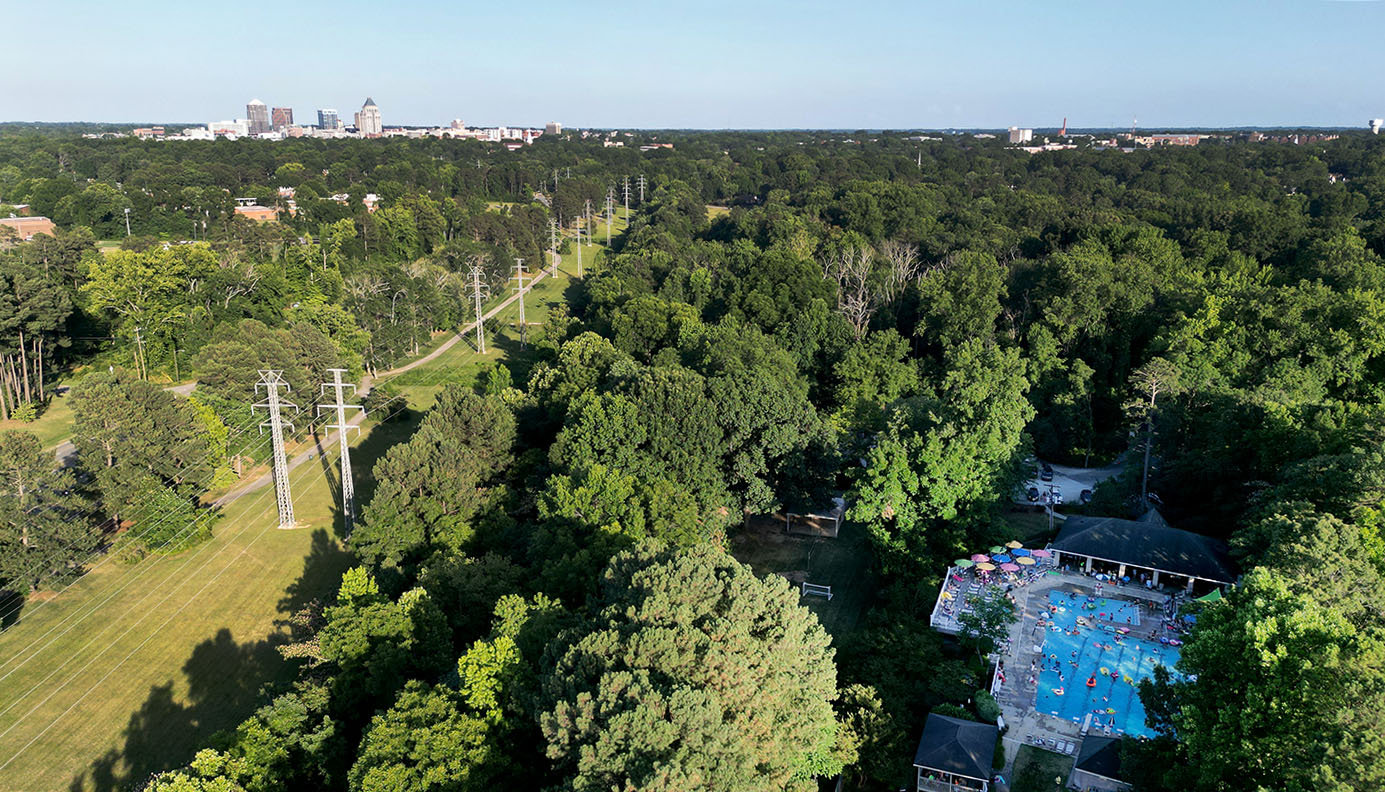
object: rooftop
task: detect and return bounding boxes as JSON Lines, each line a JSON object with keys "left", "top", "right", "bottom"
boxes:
{"left": 1073, "top": 735, "right": 1124, "bottom": 781}
{"left": 913, "top": 713, "right": 997, "bottom": 781}
{"left": 1050, "top": 508, "right": 1235, "bottom": 583}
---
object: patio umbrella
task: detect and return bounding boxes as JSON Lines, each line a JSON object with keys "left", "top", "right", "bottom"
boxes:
{"left": 1006, "top": 540, "right": 1023, "bottom": 548}
{"left": 1011, "top": 548, "right": 1032, "bottom": 557}
{"left": 992, "top": 554, "right": 1012, "bottom": 563}
{"left": 988, "top": 545, "right": 1004, "bottom": 554}
{"left": 955, "top": 559, "right": 974, "bottom": 568}
{"left": 976, "top": 562, "right": 996, "bottom": 571}
{"left": 1017, "top": 556, "right": 1037, "bottom": 566}
{"left": 1000, "top": 562, "right": 1020, "bottom": 572}
{"left": 1031, "top": 549, "right": 1052, "bottom": 558}
{"left": 971, "top": 553, "right": 989, "bottom": 562}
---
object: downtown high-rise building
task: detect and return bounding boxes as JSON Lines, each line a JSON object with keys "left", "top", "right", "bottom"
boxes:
{"left": 354, "top": 97, "right": 382, "bottom": 136}
{"left": 246, "top": 99, "right": 270, "bottom": 135}
{"left": 271, "top": 107, "right": 293, "bottom": 130}
{"left": 317, "top": 108, "right": 340, "bottom": 129}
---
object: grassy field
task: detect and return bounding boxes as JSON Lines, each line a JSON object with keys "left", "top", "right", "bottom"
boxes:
{"left": 0, "top": 389, "right": 77, "bottom": 450}
{"left": 1009, "top": 744, "right": 1073, "bottom": 792}
{"left": 0, "top": 218, "right": 623, "bottom": 791}
{"left": 730, "top": 517, "right": 874, "bottom": 640}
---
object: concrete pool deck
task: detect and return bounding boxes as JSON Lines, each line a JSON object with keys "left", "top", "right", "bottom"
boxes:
{"left": 988, "top": 570, "right": 1186, "bottom": 789}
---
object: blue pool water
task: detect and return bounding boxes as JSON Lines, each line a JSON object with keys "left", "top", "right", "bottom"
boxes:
{"left": 1033, "top": 590, "right": 1180, "bottom": 738}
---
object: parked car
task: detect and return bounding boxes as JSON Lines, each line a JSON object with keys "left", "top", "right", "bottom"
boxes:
{"left": 1026, "top": 486, "right": 1040, "bottom": 502}
{"left": 1040, "top": 462, "right": 1053, "bottom": 482}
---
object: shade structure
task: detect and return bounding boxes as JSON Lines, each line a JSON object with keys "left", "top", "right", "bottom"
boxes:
{"left": 988, "top": 546, "right": 1004, "bottom": 553}
{"left": 955, "top": 559, "right": 974, "bottom": 568}
{"left": 992, "top": 554, "right": 1012, "bottom": 563}
{"left": 1017, "top": 556, "right": 1036, "bottom": 565}
{"left": 1000, "top": 562, "right": 1020, "bottom": 572}
{"left": 1031, "top": 549, "right": 1052, "bottom": 558}
{"left": 971, "top": 554, "right": 989, "bottom": 562}
{"left": 1006, "top": 540, "right": 1023, "bottom": 548}
{"left": 1011, "top": 547, "right": 1032, "bottom": 557}
{"left": 976, "top": 562, "right": 996, "bottom": 571}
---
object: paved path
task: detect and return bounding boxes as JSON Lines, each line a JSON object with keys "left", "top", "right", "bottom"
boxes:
{"left": 212, "top": 267, "right": 552, "bottom": 507}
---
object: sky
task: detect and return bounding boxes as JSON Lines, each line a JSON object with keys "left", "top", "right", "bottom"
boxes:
{"left": 6, "top": 0, "right": 1384, "bottom": 128}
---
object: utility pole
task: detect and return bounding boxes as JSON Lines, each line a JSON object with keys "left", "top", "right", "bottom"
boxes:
{"left": 511, "top": 258, "right": 530, "bottom": 347}
{"left": 254, "top": 370, "right": 299, "bottom": 530}
{"left": 123, "top": 207, "right": 132, "bottom": 237}
{"left": 469, "top": 262, "right": 490, "bottom": 353}
{"left": 623, "top": 175, "right": 630, "bottom": 219}
{"left": 549, "top": 219, "right": 559, "bottom": 275}
{"left": 318, "top": 369, "right": 363, "bottom": 534}
{"left": 637, "top": 174, "right": 646, "bottom": 204}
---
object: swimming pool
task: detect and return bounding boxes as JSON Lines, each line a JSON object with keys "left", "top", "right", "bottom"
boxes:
{"left": 1033, "top": 590, "right": 1180, "bottom": 739}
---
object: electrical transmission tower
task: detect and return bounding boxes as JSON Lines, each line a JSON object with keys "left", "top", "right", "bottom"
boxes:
{"left": 318, "top": 369, "right": 363, "bottom": 534}
{"left": 623, "top": 175, "right": 631, "bottom": 218}
{"left": 512, "top": 258, "right": 530, "bottom": 348}
{"left": 549, "top": 219, "right": 559, "bottom": 275}
{"left": 584, "top": 199, "right": 593, "bottom": 238}
{"left": 253, "top": 370, "right": 299, "bottom": 530}
{"left": 469, "top": 262, "right": 491, "bottom": 353}
{"left": 637, "top": 174, "right": 646, "bottom": 204}
{"left": 573, "top": 221, "right": 583, "bottom": 278}
{"left": 605, "top": 188, "right": 614, "bottom": 243}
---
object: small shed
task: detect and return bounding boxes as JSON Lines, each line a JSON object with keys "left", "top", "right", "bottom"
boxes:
{"left": 1068, "top": 736, "right": 1129, "bottom": 791}
{"left": 912, "top": 713, "right": 997, "bottom": 791}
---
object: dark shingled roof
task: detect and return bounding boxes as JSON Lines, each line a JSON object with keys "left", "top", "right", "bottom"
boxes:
{"left": 1051, "top": 509, "right": 1236, "bottom": 583}
{"left": 1073, "top": 735, "right": 1123, "bottom": 781}
{"left": 912, "top": 713, "right": 997, "bottom": 781}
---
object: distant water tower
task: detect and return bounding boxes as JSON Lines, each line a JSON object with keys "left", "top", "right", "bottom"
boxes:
{"left": 1372, "top": 119, "right": 1383, "bottom": 135}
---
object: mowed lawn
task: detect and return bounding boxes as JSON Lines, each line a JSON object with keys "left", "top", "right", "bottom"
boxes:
{"left": 0, "top": 214, "right": 623, "bottom": 792}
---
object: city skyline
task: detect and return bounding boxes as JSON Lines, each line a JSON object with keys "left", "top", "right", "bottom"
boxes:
{"left": 6, "top": 0, "right": 1385, "bottom": 128}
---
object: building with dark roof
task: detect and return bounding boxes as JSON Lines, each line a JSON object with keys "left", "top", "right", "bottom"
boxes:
{"left": 1068, "top": 736, "right": 1129, "bottom": 791}
{"left": 912, "top": 713, "right": 997, "bottom": 791}
{"left": 1049, "top": 508, "right": 1235, "bottom": 590}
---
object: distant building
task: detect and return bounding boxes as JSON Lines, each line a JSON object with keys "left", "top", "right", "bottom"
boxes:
{"left": 545, "top": 121, "right": 562, "bottom": 135}
{"left": 233, "top": 205, "right": 279, "bottom": 223}
{"left": 1008, "top": 127, "right": 1033, "bottom": 144}
{"left": 1371, "top": 119, "right": 1383, "bottom": 135}
{"left": 246, "top": 100, "right": 270, "bottom": 135}
{"left": 355, "top": 97, "right": 383, "bottom": 137}
{"left": 209, "top": 119, "right": 249, "bottom": 137}
{"left": 132, "top": 127, "right": 165, "bottom": 139}
{"left": 318, "top": 108, "right": 341, "bottom": 130}
{"left": 271, "top": 107, "right": 294, "bottom": 130}
{"left": 1150, "top": 134, "right": 1200, "bottom": 146}
{"left": 0, "top": 216, "right": 57, "bottom": 242}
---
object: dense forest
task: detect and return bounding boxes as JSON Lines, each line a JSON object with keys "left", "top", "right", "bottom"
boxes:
{"left": 3, "top": 129, "right": 1385, "bottom": 791}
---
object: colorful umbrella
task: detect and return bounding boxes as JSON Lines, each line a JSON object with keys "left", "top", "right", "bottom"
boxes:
{"left": 1017, "top": 556, "right": 1037, "bottom": 566}
{"left": 992, "top": 554, "right": 1013, "bottom": 563}
{"left": 954, "top": 559, "right": 974, "bottom": 568}
{"left": 1000, "top": 562, "right": 1020, "bottom": 572}
{"left": 976, "top": 562, "right": 996, "bottom": 571}
{"left": 1011, "top": 548, "right": 1032, "bottom": 557}
{"left": 971, "top": 553, "right": 989, "bottom": 562}
{"left": 1031, "top": 549, "right": 1052, "bottom": 558}
{"left": 988, "top": 546, "right": 1004, "bottom": 554}
{"left": 1006, "top": 540, "right": 1023, "bottom": 549}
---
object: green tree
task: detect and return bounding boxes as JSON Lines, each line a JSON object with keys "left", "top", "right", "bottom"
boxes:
{"left": 0, "top": 430, "right": 95, "bottom": 592}
{"left": 348, "top": 681, "right": 495, "bottom": 792}
{"left": 541, "top": 543, "right": 851, "bottom": 792}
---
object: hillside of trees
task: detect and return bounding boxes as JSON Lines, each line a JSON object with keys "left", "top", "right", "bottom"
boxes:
{"left": 4, "top": 130, "right": 1385, "bottom": 791}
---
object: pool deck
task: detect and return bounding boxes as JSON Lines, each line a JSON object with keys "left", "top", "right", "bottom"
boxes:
{"left": 989, "top": 571, "right": 1181, "bottom": 789}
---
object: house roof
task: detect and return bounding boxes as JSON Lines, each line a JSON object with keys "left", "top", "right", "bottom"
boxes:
{"left": 1050, "top": 508, "right": 1236, "bottom": 583}
{"left": 912, "top": 713, "right": 997, "bottom": 781}
{"left": 1073, "top": 736, "right": 1123, "bottom": 781}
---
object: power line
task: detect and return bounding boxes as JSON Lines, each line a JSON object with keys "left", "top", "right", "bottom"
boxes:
{"left": 549, "top": 218, "right": 559, "bottom": 276}
{"left": 469, "top": 262, "right": 491, "bottom": 354}
{"left": 637, "top": 174, "right": 646, "bottom": 204}
{"left": 511, "top": 258, "right": 530, "bottom": 348}
{"left": 252, "top": 370, "right": 298, "bottom": 530}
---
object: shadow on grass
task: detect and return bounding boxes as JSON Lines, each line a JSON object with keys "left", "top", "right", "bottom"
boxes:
{"left": 0, "top": 590, "right": 23, "bottom": 630}
{"left": 70, "top": 529, "right": 355, "bottom": 792}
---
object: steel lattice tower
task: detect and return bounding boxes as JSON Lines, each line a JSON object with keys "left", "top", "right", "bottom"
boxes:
{"left": 318, "top": 369, "right": 363, "bottom": 534}
{"left": 254, "top": 370, "right": 299, "bottom": 529}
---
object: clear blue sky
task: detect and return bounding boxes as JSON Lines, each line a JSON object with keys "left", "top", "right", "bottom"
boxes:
{"left": 9, "top": 0, "right": 1384, "bottom": 128}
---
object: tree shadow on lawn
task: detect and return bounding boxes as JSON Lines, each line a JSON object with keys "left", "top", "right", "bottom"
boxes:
{"left": 73, "top": 529, "right": 354, "bottom": 792}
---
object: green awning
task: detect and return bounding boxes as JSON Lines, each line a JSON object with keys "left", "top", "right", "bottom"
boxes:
{"left": 1195, "top": 588, "right": 1222, "bottom": 603}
